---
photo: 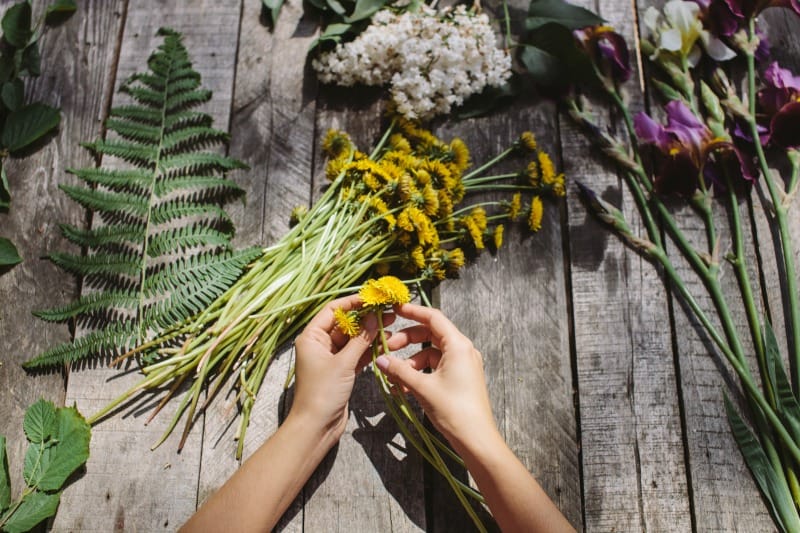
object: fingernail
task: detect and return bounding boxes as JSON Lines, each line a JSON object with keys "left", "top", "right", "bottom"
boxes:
{"left": 375, "top": 355, "right": 390, "bottom": 372}
{"left": 362, "top": 312, "right": 377, "bottom": 332}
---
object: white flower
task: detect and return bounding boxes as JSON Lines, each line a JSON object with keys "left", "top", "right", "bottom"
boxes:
{"left": 312, "top": 5, "right": 512, "bottom": 119}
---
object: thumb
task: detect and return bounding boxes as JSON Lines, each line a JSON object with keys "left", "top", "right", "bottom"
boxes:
{"left": 339, "top": 312, "right": 378, "bottom": 366}
{"left": 375, "top": 354, "right": 426, "bottom": 395}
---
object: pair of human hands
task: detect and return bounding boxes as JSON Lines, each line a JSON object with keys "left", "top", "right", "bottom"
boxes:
{"left": 290, "top": 294, "right": 497, "bottom": 449}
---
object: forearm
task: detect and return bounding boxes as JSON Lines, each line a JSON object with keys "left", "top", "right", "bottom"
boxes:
{"left": 454, "top": 429, "right": 575, "bottom": 533}
{"left": 180, "top": 411, "right": 339, "bottom": 532}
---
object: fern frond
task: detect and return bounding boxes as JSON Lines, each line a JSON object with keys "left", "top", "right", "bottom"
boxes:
{"left": 49, "top": 252, "right": 141, "bottom": 278}
{"left": 31, "top": 28, "right": 254, "bottom": 369}
{"left": 60, "top": 184, "right": 149, "bottom": 218}
{"left": 104, "top": 118, "right": 162, "bottom": 144}
{"left": 154, "top": 176, "right": 244, "bottom": 199}
{"left": 60, "top": 223, "right": 146, "bottom": 248}
{"left": 82, "top": 140, "right": 157, "bottom": 167}
{"left": 147, "top": 226, "right": 233, "bottom": 256}
{"left": 23, "top": 321, "right": 140, "bottom": 369}
{"left": 68, "top": 167, "right": 153, "bottom": 192}
{"left": 150, "top": 200, "right": 232, "bottom": 226}
{"left": 34, "top": 289, "right": 138, "bottom": 323}
{"left": 161, "top": 152, "right": 248, "bottom": 176}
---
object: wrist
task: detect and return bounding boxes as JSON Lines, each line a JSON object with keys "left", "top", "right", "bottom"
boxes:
{"left": 448, "top": 424, "right": 508, "bottom": 466}
{"left": 284, "top": 407, "right": 346, "bottom": 450}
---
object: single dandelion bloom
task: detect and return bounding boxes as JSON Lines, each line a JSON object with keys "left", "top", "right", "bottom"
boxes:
{"left": 397, "top": 208, "right": 414, "bottom": 232}
{"left": 399, "top": 175, "right": 419, "bottom": 201}
{"left": 415, "top": 169, "right": 432, "bottom": 185}
{"left": 539, "top": 151, "right": 557, "bottom": 185}
{"left": 326, "top": 156, "right": 347, "bottom": 181}
{"left": 334, "top": 307, "right": 361, "bottom": 337}
{"left": 411, "top": 246, "right": 426, "bottom": 269}
{"left": 438, "top": 189, "right": 453, "bottom": 219}
{"left": 470, "top": 207, "right": 487, "bottom": 231}
{"left": 422, "top": 184, "right": 439, "bottom": 216}
{"left": 519, "top": 131, "right": 537, "bottom": 152}
{"left": 494, "top": 225, "right": 504, "bottom": 249}
{"left": 389, "top": 133, "right": 412, "bottom": 153}
{"left": 552, "top": 175, "right": 566, "bottom": 197}
{"left": 450, "top": 138, "right": 471, "bottom": 172}
{"left": 323, "top": 129, "right": 353, "bottom": 158}
{"left": 446, "top": 247, "right": 466, "bottom": 275}
{"left": 526, "top": 161, "right": 540, "bottom": 186}
{"left": 508, "top": 192, "right": 521, "bottom": 220}
{"left": 528, "top": 196, "right": 543, "bottom": 232}
{"left": 464, "top": 216, "right": 485, "bottom": 249}
{"left": 359, "top": 276, "right": 411, "bottom": 306}
{"left": 363, "top": 172, "right": 382, "bottom": 191}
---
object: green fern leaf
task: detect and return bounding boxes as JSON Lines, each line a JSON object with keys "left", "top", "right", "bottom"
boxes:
{"left": 31, "top": 28, "right": 254, "bottom": 368}
{"left": 147, "top": 226, "right": 233, "bottom": 256}
{"left": 59, "top": 223, "right": 146, "bottom": 248}
{"left": 59, "top": 184, "right": 149, "bottom": 218}
{"left": 67, "top": 168, "right": 153, "bottom": 192}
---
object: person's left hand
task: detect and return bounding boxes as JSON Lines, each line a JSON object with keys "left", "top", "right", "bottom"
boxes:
{"left": 290, "top": 294, "right": 394, "bottom": 441}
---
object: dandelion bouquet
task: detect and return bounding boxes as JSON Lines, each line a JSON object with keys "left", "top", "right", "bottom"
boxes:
{"left": 522, "top": 0, "right": 800, "bottom": 529}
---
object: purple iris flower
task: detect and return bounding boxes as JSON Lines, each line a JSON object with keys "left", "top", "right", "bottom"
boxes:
{"left": 575, "top": 26, "right": 632, "bottom": 84}
{"left": 705, "top": 0, "right": 800, "bottom": 36}
{"left": 757, "top": 62, "right": 800, "bottom": 147}
{"left": 634, "top": 100, "right": 756, "bottom": 195}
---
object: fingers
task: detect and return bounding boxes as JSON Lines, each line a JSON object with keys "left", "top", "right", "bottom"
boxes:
{"left": 394, "top": 303, "right": 463, "bottom": 343}
{"left": 385, "top": 324, "right": 432, "bottom": 351}
{"left": 308, "top": 294, "right": 364, "bottom": 332}
{"left": 406, "top": 347, "right": 442, "bottom": 371}
{"left": 338, "top": 312, "right": 378, "bottom": 367}
{"left": 375, "top": 354, "right": 426, "bottom": 395}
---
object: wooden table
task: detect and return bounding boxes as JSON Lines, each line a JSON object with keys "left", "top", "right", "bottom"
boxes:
{"left": 1, "top": 0, "right": 799, "bottom": 530}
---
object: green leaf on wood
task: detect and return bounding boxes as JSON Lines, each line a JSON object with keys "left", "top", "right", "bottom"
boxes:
{"left": 1, "top": 79, "right": 24, "bottom": 111}
{"left": 345, "top": 0, "right": 388, "bottom": 22}
{"left": 261, "top": 0, "right": 284, "bottom": 26}
{"left": 1, "top": 2, "right": 33, "bottom": 49}
{"left": 1, "top": 491, "right": 60, "bottom": 533}
{"left": 45, "top": 0, "right": 77, "bottom": 25}
{"left": 725, "top": 394, "right": 800, "bottom": 532}
{"left": 22, "top": 399, "right": 57, "bottom": 444}
{"left": 0, "top": 237, "right": 22, "bottom": 266}
{"left": 19, "top": 42, "right": 41, "bottom": 77}
{"left": 0, "top": 436, "right": 10, "bottom": 513}
{"left": 520, "top": 22, "right": 599, "bottom": 91}
{"left": 525, "top": 0, "right": 604, "bottom": 31}
{"left": 2, "top": 103, "right": 61, "bottom": 152}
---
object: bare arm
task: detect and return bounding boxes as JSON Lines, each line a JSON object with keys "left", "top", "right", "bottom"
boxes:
{"left": 180, "top": 294, "right": 382, "bottom": 532}
{"left": 377, "top": 303, "right": 574, "bottom": 533}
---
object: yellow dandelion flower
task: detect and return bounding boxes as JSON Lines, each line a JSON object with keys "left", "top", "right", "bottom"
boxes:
{"left": 422, "top": 184, "right": 439, "bottom": 216}
{"left": 539, "top": 151, "right": 557, "bottom": 185}
{"left": 383, "top": 213, "right": 397, "bottom": 231}
{"left": 438, "top": 189, "right": 453, "bottom": 218}
{"left": 450, "top": 138, "right": 471, "bottom": 172}
{"left": 519, "top": 131, "right": 537, "bottom": 152}
{"left": 445, "top": 247, "right": 466, "bottom": 276}
{"left": 334, "top": 307, "right": 360, "bottom": 337}
{"left": 380, "top": 160, "right": 405, "bottom": 182}
{"left": 528, "top": 196, "right": 543, "bottom": 232}
{"left": 289, "top": 205, "right": 308, "bottom": 227}
{"left": 508, "top": 192, "right": 521, "bottom": 220}
{"left": 415, "top": 169, "right": 431, "bottom": 186}
{"left": 494, "top": 225, "right": 504, "bottom": 250}
{"left": 326, "top": 156, "right": 347, "bottom": 181}
{"left": 464, "top": 216, "right": 484, "bottom": 249}
{"left": 322, "top": 129, "right": 352, "bottom": 158}
{"left": 389, "top": 134, "right": 412, "bottom": 153}
{"left": 411, "top": 246, "right": 426, "bottom": 269}
{"left": 353, "top": 150, "right": 368, "bottom": 161}
{"left": 526, "top": 161, "right": 540, "bottom": 187}
{"left": 399, "top": 175, "right": 419, "bottom": 201}
{"left": 470, "top": 207, "right": 487, "bottom": 231}
{"left": 422, "top": 160, "right": 452, "bottom": 189}
{"left": 363, "top": 172, "right": 381, "bottom": 191}
{"left": 359, "top": 276, "right": 411, "bottom": 307}
{"left": 397, "top": 208, "right": 414, "bottom": 232}
{"left": 552, "top": 175, "right": 566, "bottom": 197}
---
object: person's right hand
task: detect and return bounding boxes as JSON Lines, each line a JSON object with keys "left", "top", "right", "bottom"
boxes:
{"left": 374, "top": 302, "right": 499, "bottom": 450}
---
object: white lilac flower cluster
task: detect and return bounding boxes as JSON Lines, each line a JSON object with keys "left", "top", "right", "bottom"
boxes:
{"left": 312, "top": 5, "right": 512, "bottom": 120}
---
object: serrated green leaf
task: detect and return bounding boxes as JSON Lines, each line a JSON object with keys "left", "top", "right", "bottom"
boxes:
{"left": 0, "top": 237, "right": 22, "bottom": 266}
{"left": 0, "top": 436, "right": 10, "bottom": 513}
{"left": 525, "top": 0, "right": 604, "bottom": 31}
{"left": 1, "top": 491, "right": 60, "bottom": 533}
{"left": 1, "top": 79, "right": 23, "bottom": 111}
{"left": 2, "top": 2, "right": 33, "bottom": 49}
{"left": 45, "top": 0, "right": 77, "bottom": 25}
{"left": 23, "top": 399, "right": 57, "bottom": 444}
{"left": 725, "top": 395, "right": 800, "bottom": 532}
{"left": 35, "top": 406, "right": 91, "bottom": 491}
{"left": 2, "top": 103, "right": 61, "bottom": 152}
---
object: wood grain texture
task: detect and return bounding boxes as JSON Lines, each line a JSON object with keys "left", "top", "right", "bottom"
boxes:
{"left": 565, "top": 0, "right": 692, "bottom": 531}
{"left": 52, "top": 2, "right": 243, "bottom": 531}
{"left": 195, "top": 0, "right": 317, "bottom": 531}
{"left": 0, "top": 0, "right": 124, "bottom": 502}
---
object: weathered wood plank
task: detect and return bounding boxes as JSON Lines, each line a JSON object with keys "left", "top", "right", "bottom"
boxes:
{"left": 564, "top": 0, "right": 692, "bottom": 530}
{"left": 301, "top": 92, "right": 427, "bottom": 531}
{"left": 0, "top": 0, "right": 123, "bottom": 503}
{"left": 52, "top": 2, "right": 243, "bottom": 531}
{"left": 195, "top": 0, "right": 316, "bottom": 531}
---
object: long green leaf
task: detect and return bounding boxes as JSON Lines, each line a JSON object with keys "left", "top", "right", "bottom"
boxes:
{"left": 725, "top": 394, "right": 800, "bottom": 532}
{"left": 763, "top": 321, "right": 800, "bottom": 444}
{"left": 1, "top": 491, "right": 60, "bottom": 533}
{"left": 525, "top": 0, "right": 604, "bottom": 31}
{"left": 0, "top": 436, "right": 10, "bottom": 513}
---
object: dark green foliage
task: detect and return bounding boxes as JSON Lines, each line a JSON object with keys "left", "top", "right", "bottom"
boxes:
{"left": 25, "top": 28, "right": 258, "bottom": 369}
